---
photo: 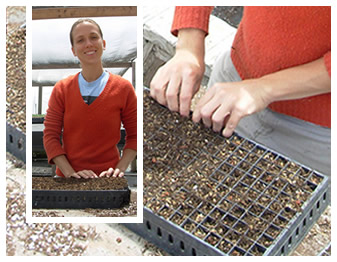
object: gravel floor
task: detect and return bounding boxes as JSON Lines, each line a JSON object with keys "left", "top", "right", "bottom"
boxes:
{"left": 6, "top": 6, "right": 26, "bottom": 133}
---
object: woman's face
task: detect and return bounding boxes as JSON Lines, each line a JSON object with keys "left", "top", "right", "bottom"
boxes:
{"left": 71, "top": 22, "right": 106, "bottom": 66}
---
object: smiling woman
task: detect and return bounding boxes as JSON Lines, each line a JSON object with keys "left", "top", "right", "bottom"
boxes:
{"left": 70, "top": 19, "right": 106, "bottom": 73}
{"left": 43, "top": 19, "right": 137, "bottom": 179}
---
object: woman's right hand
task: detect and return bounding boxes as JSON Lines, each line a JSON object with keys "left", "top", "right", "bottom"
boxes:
{"left": 66, "top": 170, "right": 98, "bottom": 179}
{"left": 52, "top": 155, "right": 97, "bottom": 179}
{"left": 150, "top": 28, "right": 206, "bottom": 117}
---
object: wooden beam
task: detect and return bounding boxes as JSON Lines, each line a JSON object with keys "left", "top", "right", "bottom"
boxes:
{"left": 32, "top": 6, "right": 137, "bottom": 20}
{"left": 32, "top": 62, "right": 133, "bottom": 70}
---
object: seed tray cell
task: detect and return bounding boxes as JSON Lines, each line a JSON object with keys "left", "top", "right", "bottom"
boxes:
{"left": 126, "top": 90, "right": 330, "bottom": 255}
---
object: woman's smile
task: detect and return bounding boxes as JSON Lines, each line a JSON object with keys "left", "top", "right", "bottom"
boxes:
{"left": 84, "top": 50, "right": 97, "bottom": 56}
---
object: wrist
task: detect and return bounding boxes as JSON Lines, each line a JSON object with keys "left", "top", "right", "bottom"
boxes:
{"left": 176, "top": 28, "right": 206, "bottom": 64}
{"left": 115, "top": 163, "right": 128, "bottom": 173}
{"left": 254, "top": 78, "right": 276, "bottom": 106}
{"left": 116, "top": 148, "right": 136, "bottom": 172}
{"left": 60, "top": 167, "right": 76, "bottom": 177}
{"left": 63, "top": 170, "right": 76, "bottom": 178}
{"left": 52, "top": 155, "right": 76, "bottom": 178}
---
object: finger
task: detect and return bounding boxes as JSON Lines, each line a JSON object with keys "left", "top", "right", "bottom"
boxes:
{"left": 179, "top": 77, "right": 196, "bottom": 117}
{"left": 80, "top": 170, "right": 96, "bottom": 179}
{"left": 90, "top": 171, "right": 98, "bottom": 178}
{"left": 166, "top": 75, "right": 181, "bottom": 112}
{"left": 119, "top": 172, "right": 125, "bottom": 178}
{"left": 112, "top": 168, "right": 121, "bottom": 178}
{"left": 211, "top": 105, "right": 231, "bottom": 133}
{"left": 99, "top": 171, "right": 107, "bottom": 177}
{"left": 70, "top": 173, "right": 81, "bottom": 179}
{"left": 192, "top": 87, "right": 215, "bottom": 123}
{"left": 106, "top": 167, "right": 114, "bottom": 178}
{"left": 150, "top": 68, "right": 168, "bottom": 106}
{"left": 149, "top": 68, "right": 160, "bottom": 98}
{"left": 198, "top": 96, "right": 221, "bottom": 128}
{"left": 222, "top": 111, "right": 242, "bottom": 138}
{"left": 76, "top": 172, "right": 88, "bottom": 179}
{"left": 86, "top": 170, "right": 97, "bottom": 178}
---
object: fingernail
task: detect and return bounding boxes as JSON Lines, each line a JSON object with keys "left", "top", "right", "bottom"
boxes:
{"left": 223, "top": 128, "right": 231, "bottom": 138}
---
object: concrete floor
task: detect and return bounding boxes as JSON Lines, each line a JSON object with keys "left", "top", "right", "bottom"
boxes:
{"left": 6, "top": 152, "right": 331, "bottom": 256}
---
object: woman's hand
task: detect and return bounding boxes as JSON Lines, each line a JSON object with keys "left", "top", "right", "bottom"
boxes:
{"left": 99, "top": 167, "right": 124, "bottom": 178}
{"left": 99, "top": 149, "right": 137, "bottom": 178}
{"left": 99, "top": 149, "right": 136, "bottom": 177}
{"left": 52, "top": 155, "right": 97, "bottom": 179}
{"left": 66, "top": 170, "right": 98, "bottom": 179}
{"left": 192, "top": 80, "right": 270, "bottom": 137}
{"left": 192, "top": 57, "right": 331, "bottom": 138}
{"left": 150, "top": 28, "right": 206, "bottom": 117}
{"left": 150, "top": 49, "right": 205, "bottom": 116}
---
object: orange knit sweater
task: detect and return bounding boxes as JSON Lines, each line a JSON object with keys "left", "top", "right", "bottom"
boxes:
{"left": 172, "top": 6, "right": 331, "bottom": 127}
{"left": 43, "top": 72, "right": 137, "bottom": 177}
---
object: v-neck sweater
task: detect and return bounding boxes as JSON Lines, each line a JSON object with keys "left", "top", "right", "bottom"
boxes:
{"left": 43, "top": 72, "right": 137, "bottom": 177}
{"left": 171, "top": 6, "right": 331, "bottom": 127}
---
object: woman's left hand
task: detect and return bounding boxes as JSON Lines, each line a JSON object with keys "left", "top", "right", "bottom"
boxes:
{"left": 192, "top": 56, "right": 331, "bottom": 138}
{"left": 99, "top": 167, "right": 125, "bottom": 178}
{"left": 192, "top": 80, "right": 270, "bottom": 137}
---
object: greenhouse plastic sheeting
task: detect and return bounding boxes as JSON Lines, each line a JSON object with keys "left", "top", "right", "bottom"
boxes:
{"left": 32, "top": 68, "right": 127, "bottom": 86}
{"left": 32, "top": 17, "right": 136, "bottom": 67}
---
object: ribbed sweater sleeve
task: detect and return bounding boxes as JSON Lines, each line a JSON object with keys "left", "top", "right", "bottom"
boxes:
{"left": 171, "top": 6, "right": 213, "bottom": 36}
{"left": 324, "top": 51, "right": 331, "bottom": 77}
{"left": 121, "top": 81, "right": 137, "bottom": 151}
{"left": 43, "top": 81, "right": 66, "bottom": 165}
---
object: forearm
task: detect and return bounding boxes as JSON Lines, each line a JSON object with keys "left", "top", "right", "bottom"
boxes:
{"left": 176, "top": 28, "right": 206, "bottom": 64}
{"left": 260, "top": 57, "right": 331, "bottom": 105}
{"left": 116, "top": 148, "right": 137, "bottom": 172}
{"left": 52, "top": 155, "right": 76, "bottom": 177}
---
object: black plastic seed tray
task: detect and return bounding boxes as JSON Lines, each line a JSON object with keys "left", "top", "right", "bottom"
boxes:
{"left": 6, "top": 122, "right": 26, "bottom": 163}
{"left": 125, "top": 90, "right": 330, "bottom": 256}
{"left": 7, "top": 23, "right": 26, "bottom": 163}
{"left": 33, "top": 189, "right": 130, "bottom": 209}
{"left": 319, "top": 243, "right": 331, "bottom": 256}
{"left": 32, "top": 116, "right": 45, "bottom": 124}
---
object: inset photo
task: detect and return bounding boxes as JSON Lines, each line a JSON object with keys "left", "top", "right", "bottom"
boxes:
{"left": 29, "top": 6, "right": 139, "bottom": 222}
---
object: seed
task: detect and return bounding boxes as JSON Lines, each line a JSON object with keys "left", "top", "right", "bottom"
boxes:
{"left": 116, "top": 237, "right": 122, "bottom": 243}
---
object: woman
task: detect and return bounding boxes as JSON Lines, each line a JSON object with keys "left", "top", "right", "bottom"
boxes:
{"left": 150, "top": 6, "right": 330, "bottom": 176}
{"left": 43, "top": 19, "right": 137, "bottom": 179}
